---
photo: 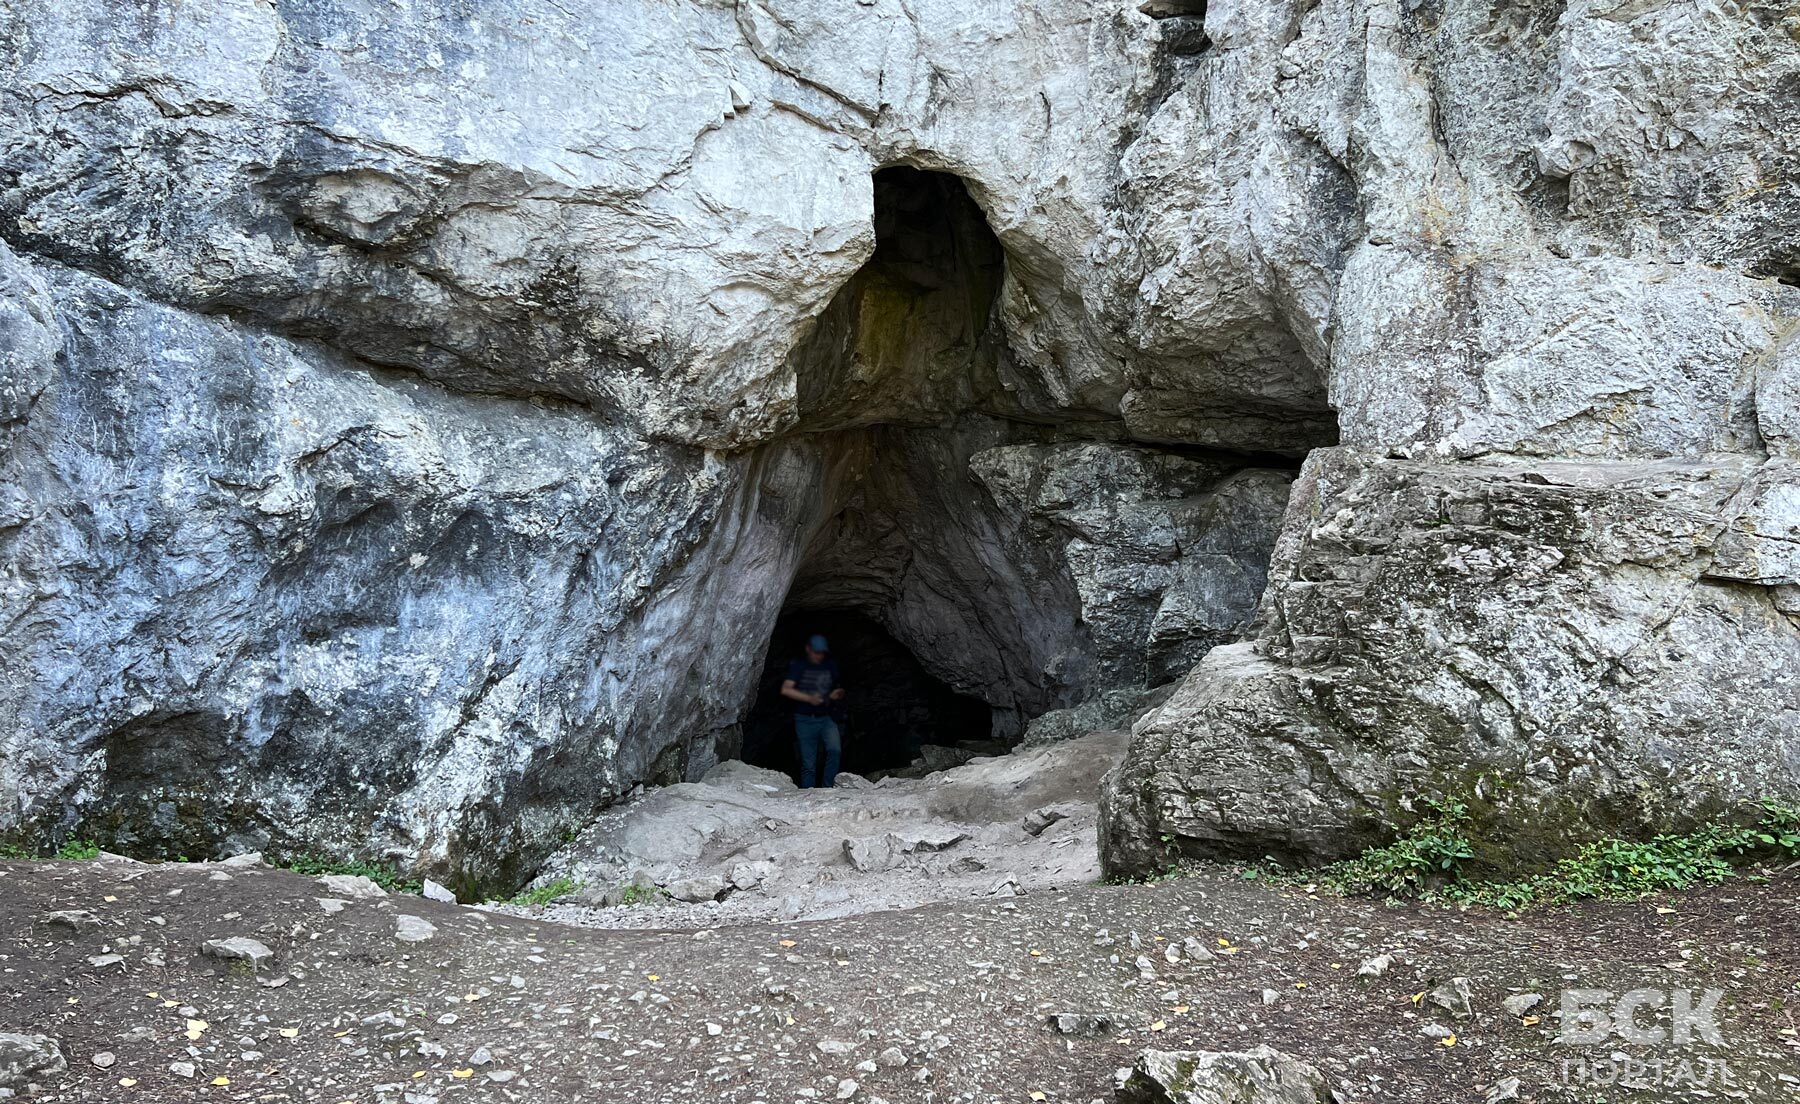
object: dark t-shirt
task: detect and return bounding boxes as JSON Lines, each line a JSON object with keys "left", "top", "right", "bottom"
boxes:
{"left": 785, "top": 658, "right": 839, "bottom": 716}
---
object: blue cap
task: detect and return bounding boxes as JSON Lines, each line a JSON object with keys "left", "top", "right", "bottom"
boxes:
{"left": 808, "top": 634, "right": 830, "bottom": 652}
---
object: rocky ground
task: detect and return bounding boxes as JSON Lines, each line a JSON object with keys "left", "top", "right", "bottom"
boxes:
{"left": 4, "top": 851, "right": 1799, "bottom": 1103}
{"left": 500, "top": 733, "right": 1128, "bottom": 928}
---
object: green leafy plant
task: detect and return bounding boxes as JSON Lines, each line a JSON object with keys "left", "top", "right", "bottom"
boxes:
{"left": 270, "top": 851, "right": 422, "bottom": 895}
{"left": 510, "top": 876, "right": 579, "bottom": 907}
{"left": 0, "top": 837, "right": 101, "bottom": 861}
{"left": 610, "top": 883, "right": 668, "bottom": 907}
{"left": 1544, "top": 833, "right": 1734, "bottom": 900}
{"left": 1746, "top": 800, "right": 1800, "bottom": 855}
{"left": 1318, "top": 801, "right": 1477, "bottom": 897}
{"left": 1310, "top": 800, "right": 1800, "bottom": 910}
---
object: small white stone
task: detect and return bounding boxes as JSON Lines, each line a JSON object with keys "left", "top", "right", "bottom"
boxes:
{"left": 317, "top": 874, "right": 386, "bottom": 899}
{"left": 202, "top": 936, "right": 275, "bottom": 968}
{"left": 1356, "top": 953, "right": 1393, "bottom": 978}
{"left": 1501, "top": 992, "right": 1542, "bottom": 1017}
{"left": 394, "top": 914, "right": 437, "bottom": 943}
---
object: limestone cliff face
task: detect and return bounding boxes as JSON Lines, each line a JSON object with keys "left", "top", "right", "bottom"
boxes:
{"left": 1100, "top": 0, "right": 1800, "bottom": 874}
{"left": 0, "top": 0, "right": 1795, "bottom": 886}
{"left": 1100, "top": 451, "right": 1800, "bottom": 875}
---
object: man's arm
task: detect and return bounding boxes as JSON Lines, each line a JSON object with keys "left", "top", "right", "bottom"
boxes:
{"left": 781, "top": 679, "right": 824, "bottom": 706}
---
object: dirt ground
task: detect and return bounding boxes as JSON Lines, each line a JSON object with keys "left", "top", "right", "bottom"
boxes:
{"left": 3, "top": 855, "right": 1798, "bottom": 1103}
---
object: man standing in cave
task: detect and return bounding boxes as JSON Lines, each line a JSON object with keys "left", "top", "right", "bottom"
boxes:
{"left": 781, "top": 634, "right": 846, "bottom": 788}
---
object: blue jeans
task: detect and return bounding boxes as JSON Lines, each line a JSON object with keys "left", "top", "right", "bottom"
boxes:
{"left": 794, "top": 714, "right": 841, "bottom": 789}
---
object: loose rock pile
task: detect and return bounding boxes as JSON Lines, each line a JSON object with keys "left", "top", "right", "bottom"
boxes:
{"left": 504, "top": 732, "right": 1128, "bottom": 927}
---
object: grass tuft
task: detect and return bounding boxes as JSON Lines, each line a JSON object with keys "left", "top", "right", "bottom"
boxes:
{"left": 0, "top": 837, "right": 101, "bottom": 861}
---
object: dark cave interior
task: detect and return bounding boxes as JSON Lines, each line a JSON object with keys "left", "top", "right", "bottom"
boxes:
{"left": 740, "top": 609, "right": 994, "bottom": 783}
{"left": 789, "top": 164, "right": 1007, "bottom": 431}
{"left": 736, "top": 165, "right": 1021, "bottom": 783}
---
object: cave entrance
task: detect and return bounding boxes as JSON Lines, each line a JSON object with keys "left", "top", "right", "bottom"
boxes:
{"left": 732, "top": 163, "right": 1028, "bottom": 785}
{"left": 740, "top": 609, "right": 995, "bottom": 783}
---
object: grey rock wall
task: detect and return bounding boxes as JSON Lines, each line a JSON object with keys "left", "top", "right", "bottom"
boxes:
{"left": 1102, "top": 450, "right": 1800, "bottom": 874}
{"left": 1100, "top": 0, "right": 1800, "bottom": 875}
{"left": 3, "top": 0, "right": 1796, "bottom": 883}
{"left": 0, "top": 239, "right": 54, "bottom": 450}
{"left": 969, "top": 443, "right": 1294, "bottom": 688}
{"left": 0, "top": 0, "right": 1335, "bottom": 453}
{"left": 0, "top": 233, "right": 1285, "bottom": 888}
{"left": 0, "top": 245, "right": 827, "bottom": 890}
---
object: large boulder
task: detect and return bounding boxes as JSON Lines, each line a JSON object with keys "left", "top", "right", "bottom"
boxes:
{"left": 1103, "top": 449, "right": 1800, "bottom": 875}
{"left": 1099, "top": 0, "right": 1800, "bottom": 871}
{"left": 0, "top": 1033, "right": 66, "bottom": 1091}
{"left": 1116, "top": 1046, "right": 1335, "bottom": 1104}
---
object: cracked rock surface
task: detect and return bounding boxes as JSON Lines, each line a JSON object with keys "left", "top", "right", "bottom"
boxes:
{"left": 2, "top": 0, "right": 1798, "bottom": 883}
{"left": 503, "top": 732, "right": 1128, "bottom": 928}
{"left": 1102, "top": 450, "right": 1800, "bottom": 875}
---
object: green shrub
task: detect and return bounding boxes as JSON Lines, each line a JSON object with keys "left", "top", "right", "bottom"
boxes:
{"left": 0, "top": 837, "right": 100, "bottom": 861}
{"left": 1745, "top": 800, "right": 1800, "bottom": 855}
{"left": 613, "top": 883, "right": 665, "bottom": 907}
{"left": 1546, "top": 833, "right": 1736, "bottom": 899}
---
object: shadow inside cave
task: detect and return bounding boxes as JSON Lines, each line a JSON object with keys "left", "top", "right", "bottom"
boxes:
{"left": 739, "top": 609, "right": 995, "bottom": 784}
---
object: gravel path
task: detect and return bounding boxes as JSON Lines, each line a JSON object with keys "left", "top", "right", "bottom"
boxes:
{"left": 4, "top": 856, "right": 1798, "bottom": 1102}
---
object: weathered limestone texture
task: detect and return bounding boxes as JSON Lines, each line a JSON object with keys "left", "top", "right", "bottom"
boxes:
{"left": 1102, "top": 451, "right": 1800, "bottom": 874}
{"left": 0, "top": 247, "right": 830, "bottom": 890}
{"left": 0, "top": 0, "right": 1337, "bottom": 451}
{"left": 2, "top": 0, "right": 1796, "bottom": 884}
{"left": 1101, "top": 0, "right": 1800, "bottom": 874}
